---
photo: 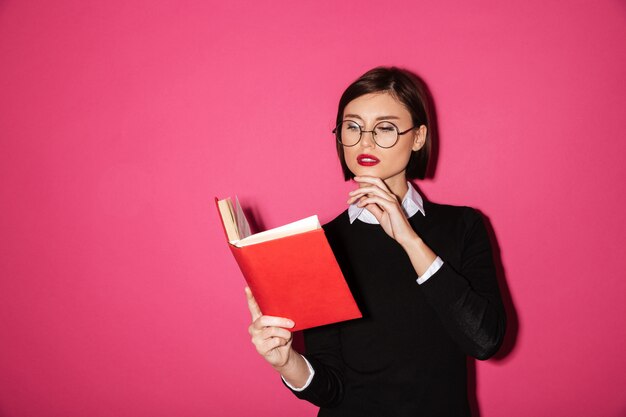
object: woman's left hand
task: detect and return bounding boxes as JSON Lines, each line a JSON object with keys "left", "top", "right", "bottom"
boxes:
{"left": 347, "top": 176, "right": 418, "bottom": 246}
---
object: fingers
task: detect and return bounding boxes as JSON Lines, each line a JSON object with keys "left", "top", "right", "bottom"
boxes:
{"left": 244, "top": 289, "right": 296, "bottom": 366}
{"left": 363, "top": 201, "right": 385, "bottom": 220}
{"left": 251, "top": 315, "right": 295, "bottom": 330}
{"left": 357, "top": 195, "right": 398, "bottom": 211}
{"left": 245, "top": 287, "right": 263, "bottom": 321}
{"left": 360, "top": 197, "right": 402, "bottom": 225}
{"left": 248, "top": 315, "right": 294, "bottom": 358}
{"left": 353, "top": 193, "right": 404, "bottom": 221}
{"left": 253, "top": 333, "right": 293, "bottom": 356}
{"left": 348, "top": 176, "right": 397, "bottom": 206}
{"left": 249, "top": 324, "right": 293, "bottom": 341}
{"left": 347, "top": 186, "right": 396, "bottom": 204}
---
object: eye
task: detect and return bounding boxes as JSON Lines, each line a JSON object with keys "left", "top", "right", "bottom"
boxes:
{"left": 345, "top": 121, "right": 361, "bottom": 131}
{"left": 375, "top": 122, "right": 397, "bottom": 132}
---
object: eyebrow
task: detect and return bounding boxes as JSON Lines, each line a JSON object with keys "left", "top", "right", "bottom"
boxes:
{"left": 344, "top": 114, "right": 401, "bottom": 121}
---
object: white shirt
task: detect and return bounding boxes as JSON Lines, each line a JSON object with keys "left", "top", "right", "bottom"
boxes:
{"left": 284, "top": 182, "right": 443, "bottom": 391}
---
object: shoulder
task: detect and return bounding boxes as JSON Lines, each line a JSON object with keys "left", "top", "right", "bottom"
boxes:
{"left": 423, "top": 200, "right": 485, "bottom": 234}
{"left": 321, "top": 209, "right": 350, "bottom": 235}
{"left": 421, "top": 201, "right": 492, "bottom": 263}
{"left": 425, "top": 200, "right": 481, "bottom": 221}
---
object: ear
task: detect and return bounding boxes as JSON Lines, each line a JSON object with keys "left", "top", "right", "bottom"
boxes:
{"left": 411, "top": 125, "right": 427, "bottom": 152}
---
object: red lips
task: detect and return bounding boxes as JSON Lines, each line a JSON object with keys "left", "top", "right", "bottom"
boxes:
{"left": 357, "top": 154, "right": 380, "bottom": 166}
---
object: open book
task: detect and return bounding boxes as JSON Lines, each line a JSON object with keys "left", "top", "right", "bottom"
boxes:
{"left": 216, "top": 196, "right": 362, "bottom": 331}
{"left": 216, "top": 196, "right": 321, "bottom": 247}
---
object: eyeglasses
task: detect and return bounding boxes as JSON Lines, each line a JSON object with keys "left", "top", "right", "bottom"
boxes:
{"left": 333, "top": 120, "right": 416, "bottom": 148}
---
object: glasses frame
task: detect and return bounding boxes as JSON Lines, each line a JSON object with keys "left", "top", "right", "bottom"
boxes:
{"left": 333, "top": 120, "right": 416, "bottom": 149}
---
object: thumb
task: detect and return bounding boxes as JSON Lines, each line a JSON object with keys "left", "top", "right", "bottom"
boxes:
{"left": 245, "top": 286, "right": 262, "bottom": 321}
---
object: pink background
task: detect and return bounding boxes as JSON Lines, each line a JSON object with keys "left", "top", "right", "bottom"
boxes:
{"left": 1, "top": 1, "right": 626, "bottom": 416}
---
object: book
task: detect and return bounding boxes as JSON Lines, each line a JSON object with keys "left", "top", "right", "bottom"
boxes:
{"left": 215, "top": 196, "right": 362, "bottom": 331}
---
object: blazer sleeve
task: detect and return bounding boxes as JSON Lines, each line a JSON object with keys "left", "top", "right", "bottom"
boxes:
{"left": 419, "top": 208, "right": 506, "bottom": 360}
{"left": 282, "top": 323, "right": 345, "bottom": 407}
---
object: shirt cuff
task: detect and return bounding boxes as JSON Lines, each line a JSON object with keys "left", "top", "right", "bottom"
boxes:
{"left": 281, "top": 354, "right": 315, "bottom": 391}
{"left": 416, "top": 256, "right": 444, "bottom": 285}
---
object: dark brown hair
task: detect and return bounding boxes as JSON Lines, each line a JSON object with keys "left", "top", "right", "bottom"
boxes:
{"left": 335, "top": 66, "right": 432, "bottom": 180}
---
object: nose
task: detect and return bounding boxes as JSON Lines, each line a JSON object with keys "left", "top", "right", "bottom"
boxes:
{"left": 359, "top": 130, "right": 376, "bottom": 148}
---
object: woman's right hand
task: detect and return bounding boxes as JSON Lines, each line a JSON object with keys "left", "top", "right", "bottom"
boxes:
{"left": 245, "top": 287, "right": 296, "bottom": 369}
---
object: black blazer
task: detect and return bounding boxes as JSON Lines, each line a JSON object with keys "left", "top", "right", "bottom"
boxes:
{"left": 287, "top": 201, "right": 506, "bottom": 417}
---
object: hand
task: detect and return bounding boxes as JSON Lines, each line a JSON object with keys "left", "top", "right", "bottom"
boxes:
{"left": 245, "top": 287, "right": 296, "bottom": 369}
{"left": 347, "top": 176, "right": 418, "bottom": 246}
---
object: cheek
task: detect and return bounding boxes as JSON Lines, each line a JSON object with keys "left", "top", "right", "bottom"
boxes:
{"left": 342, "top": 147, "right": 352, "bottom": 159}
{"left": 343, "top": 148, "right": 357, "bottom": 169}
{"left": 398, "top": 141, "right": 418, "bottom": 164}
{"left": 394, "top": 148, "right": 413, "bottom": 169}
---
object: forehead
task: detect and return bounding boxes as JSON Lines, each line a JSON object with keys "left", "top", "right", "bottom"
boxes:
{"left": 343, "top": 92, "right": 411, "bottom": 120}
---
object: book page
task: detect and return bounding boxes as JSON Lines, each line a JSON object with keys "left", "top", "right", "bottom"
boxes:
{"left": 234, "top": 196, "right": 251, "bottom": 239}
{"left": 235, "top": 215, "right": 321, "bottom": 247}
{"left": 217, "top": 198, "right": 240, "bottom": 242}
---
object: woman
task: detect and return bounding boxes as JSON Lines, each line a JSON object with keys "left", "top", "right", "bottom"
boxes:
{"left": 245, "top": 67, "right": 506, "bottom": 416}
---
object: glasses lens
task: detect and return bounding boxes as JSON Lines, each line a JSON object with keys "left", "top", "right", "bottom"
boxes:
{"left": 338, "top": 121, "right": 361, "bottom": 146}
{"left": 373, "top": 122, "right": 399, "bottom": 148}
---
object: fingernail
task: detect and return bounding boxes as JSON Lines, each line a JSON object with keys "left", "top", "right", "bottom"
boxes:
{"left": 288, "top": 320, "right": 295, "bottom": 327}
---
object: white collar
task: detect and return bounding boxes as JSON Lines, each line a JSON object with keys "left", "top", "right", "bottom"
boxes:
{"left": 348, "top": 182, "right": 425, "bottom": 224}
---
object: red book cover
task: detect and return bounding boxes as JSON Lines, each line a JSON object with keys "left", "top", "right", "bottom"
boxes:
{"left": 215, "top": 197, "right": 362, "bottom": 331}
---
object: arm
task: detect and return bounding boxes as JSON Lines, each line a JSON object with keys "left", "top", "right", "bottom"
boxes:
{"left": 287, "top": 324, "right": 345, "bottom": 407}
{"left": 403, "top": 209, "right": 506, "bottom": 359}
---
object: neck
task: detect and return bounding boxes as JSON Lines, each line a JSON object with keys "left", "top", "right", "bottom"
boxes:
{"left": 384, "top": 175, "right": 409, "bottom": 201}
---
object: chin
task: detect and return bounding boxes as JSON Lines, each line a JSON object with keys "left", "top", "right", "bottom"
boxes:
{"left": 349, "top": 165, "right": 379, "bottom": 178}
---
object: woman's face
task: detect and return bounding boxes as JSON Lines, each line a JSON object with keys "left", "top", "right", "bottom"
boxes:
{"left": 342, "top": 92, "right": 426, "bottom": 193}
